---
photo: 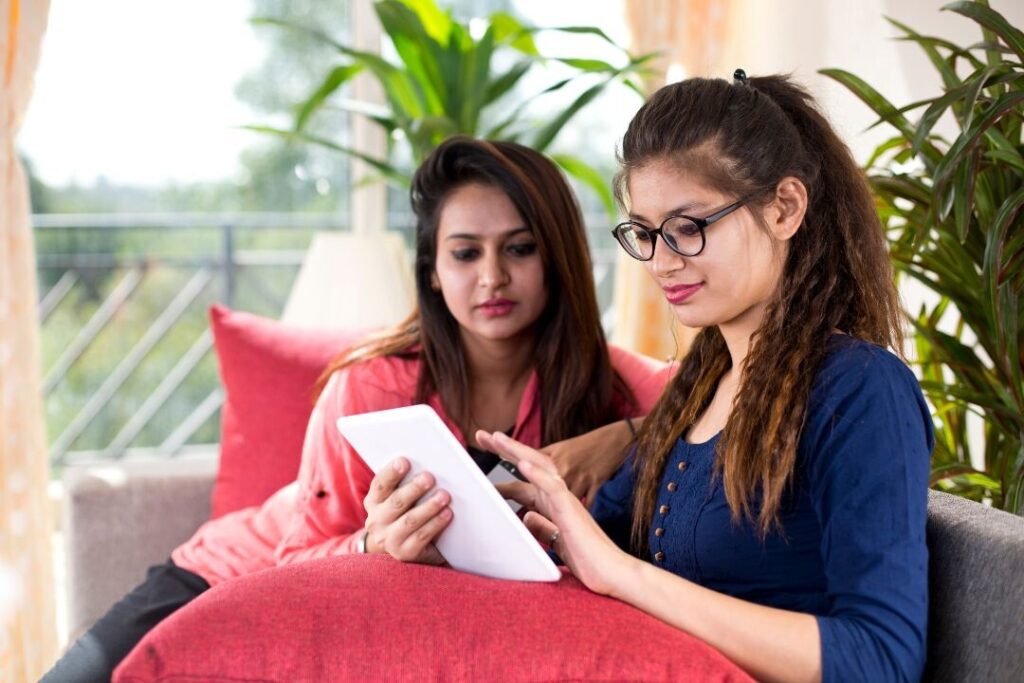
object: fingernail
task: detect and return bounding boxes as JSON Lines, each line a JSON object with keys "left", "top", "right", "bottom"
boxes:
{"left": 519, "top": 460, "right": 532, "bottom": 472}
{"left": 392, "top": 458, "right": 405, "bottom": 471}
{"left": 416, "top": 472, "right": 431, "bottom": 486}
{"left": 434, "top": 491, "right": 449, "bottom": 504}
{"left": 440, "top": 507, "right": 452, "bottom": 519}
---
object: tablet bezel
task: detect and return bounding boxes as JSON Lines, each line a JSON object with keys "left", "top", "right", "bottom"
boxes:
{"left": 336, "top": 404, "right": 560, "bottom": 582}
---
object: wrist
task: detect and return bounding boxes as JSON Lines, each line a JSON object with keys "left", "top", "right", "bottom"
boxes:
{"left": 606, "top": 552, "right": 645, "bottom": 602}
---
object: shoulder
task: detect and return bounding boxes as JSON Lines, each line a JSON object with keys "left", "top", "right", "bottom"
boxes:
{"left": 801, "top": 335, "right": 934, "bottom": 473}
{"left": 607, "top": 344, "right": 668, "bottom": 375}
{"left": 809, "top": 335, "right": 921, "bottom": 408}
{"left": 607, "top": 344, "right": 673, "bottom": 415}
{"left": 321, "top": 353, "right": 421, "bottom": 413}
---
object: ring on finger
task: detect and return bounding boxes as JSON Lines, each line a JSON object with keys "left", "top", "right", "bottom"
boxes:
{"left": 549, "top": 529, "right": 560, "bottom": 546}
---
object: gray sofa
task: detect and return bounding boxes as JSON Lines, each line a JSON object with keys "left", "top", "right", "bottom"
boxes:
{"left": 63, "top": 460, "right": 1024, "bottom": 682}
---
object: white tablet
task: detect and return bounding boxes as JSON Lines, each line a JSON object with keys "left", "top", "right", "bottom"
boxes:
{"left": 336, "top": 404, "right": 560, "bottom": 582}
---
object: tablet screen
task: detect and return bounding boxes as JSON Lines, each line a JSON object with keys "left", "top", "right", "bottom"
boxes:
{"left": 337, "top": 404, "right": 560, "bottom": 582}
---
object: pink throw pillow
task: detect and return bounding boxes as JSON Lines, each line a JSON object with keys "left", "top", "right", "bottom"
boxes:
{"left": 209, "top": 304, "right": 361, "bottom": 518}
{"left": 115, "top": 555, "right": 752, "bottom": 682}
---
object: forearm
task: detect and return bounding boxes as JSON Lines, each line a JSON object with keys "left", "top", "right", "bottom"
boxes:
{"left": 275, "top": 528, "right": 362, "bottom": 565}
{"left": 613, "top": 557, "right": 821, "bottom": 683}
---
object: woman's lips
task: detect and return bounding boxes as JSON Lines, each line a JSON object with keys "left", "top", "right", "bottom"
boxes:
{"left": 663, "top": 283, "right": 703, "bottom": 304}
{"left": 478, "top": 298, "right": 517, "bottom": 317}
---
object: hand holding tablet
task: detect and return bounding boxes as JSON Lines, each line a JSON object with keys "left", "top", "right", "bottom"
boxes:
{"left": 336, "top": 405, "right": 560, "bottom": 582}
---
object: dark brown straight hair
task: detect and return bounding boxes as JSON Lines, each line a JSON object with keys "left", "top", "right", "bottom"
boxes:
{"left": 617, "top": 75, "right": 903, "bottom": 548}
{"left": 316, "top": 136, "right": 635, "bottom": 444}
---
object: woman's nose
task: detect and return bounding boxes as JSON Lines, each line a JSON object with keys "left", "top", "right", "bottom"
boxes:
{"left": 648, "top": 237, "right": 687, "bottom": 276}
{"left": 479, "top": 252, "right": 509, "bottom": 288}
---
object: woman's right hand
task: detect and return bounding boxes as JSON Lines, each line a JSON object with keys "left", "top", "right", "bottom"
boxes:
{"left": 362, "top": 456, "right": 452, "bottom": 565}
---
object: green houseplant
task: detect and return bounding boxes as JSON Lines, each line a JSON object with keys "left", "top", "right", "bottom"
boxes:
{"left": 822, "top": 0, "right": 1024, "bottom": 513}
{"left": 249, "top": 0, "right": 653, "bottom": 217}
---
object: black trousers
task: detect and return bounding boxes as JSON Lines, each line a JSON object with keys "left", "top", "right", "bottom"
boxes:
{"left": 41, "top": 559, "right": 209, "bottom": 683}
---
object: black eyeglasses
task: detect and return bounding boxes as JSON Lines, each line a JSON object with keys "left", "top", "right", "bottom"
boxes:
{"left": 611, "top": 199, "right": 748, "bottom": 261}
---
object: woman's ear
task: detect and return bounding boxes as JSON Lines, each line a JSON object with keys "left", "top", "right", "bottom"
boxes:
{"left": 767, "top": 177, "right": 808, "bottom": 242}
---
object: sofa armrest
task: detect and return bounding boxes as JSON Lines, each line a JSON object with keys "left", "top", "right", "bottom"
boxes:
{"left": 62, "top": 453, "right": 218, "bottom": 640}
{"left": 925, "top": 490, "right": 1024, "bottom": 683}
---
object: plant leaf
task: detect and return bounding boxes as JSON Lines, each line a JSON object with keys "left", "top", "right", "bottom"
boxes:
{"left": 294, "top": 64, "right": 364, "bottom": 132}
{"left": 554, "top": 57, "right": 618, "bottom": 73}
{"left": 943, "top": 1, "right": 1024, "bottom": 62}
{"left": 531, "top": 79, "right": 608, "bottom": 152}
{"left": 375, "top": 0, "right": 446, "bottom": 115}
{"left": 489, "top": 12, "right": 539, "bottom": 55}
{"left": 399, "top": 0, "right": 454, "bottom": 45}
{"left": 933, "top": 89, "right": 1024, "bottom": 193}
{"left": 547, "top": 25, "right": 617, "bottom": 46}
{"left": 483, "top": 59, "right": 534, "bottom": 106}
{"left": 951, "top": 148, "right": 979, "bottom": 241}
{"left": 242, "top": 125, "right": 410, "bottom": 187}
{"left": 550, "top": 154, "right": 616, "bottom": 219}
{"left": 819, "top": 68, "right": 917, "bottom": 141}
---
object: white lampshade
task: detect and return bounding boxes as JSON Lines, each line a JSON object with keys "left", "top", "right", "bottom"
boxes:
{"left": 281, "top": 231, "right": 415, "bottom": 329}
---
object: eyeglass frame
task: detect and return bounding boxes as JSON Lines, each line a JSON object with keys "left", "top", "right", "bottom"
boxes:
{"left": 610, "top": 198, "right": 750, "bottom": 261}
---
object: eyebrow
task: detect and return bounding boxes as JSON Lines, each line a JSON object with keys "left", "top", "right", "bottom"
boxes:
{"left": 628, "top": 202, "right": 707, "bottom": 223}
{"left": 444, "top": 227, "right": 532, "bottom": 241}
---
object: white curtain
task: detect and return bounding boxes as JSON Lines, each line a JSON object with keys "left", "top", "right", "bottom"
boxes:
{"left": 613, "top": 0, "right": 732, "bottom": 360}
{"left": 0, "top": 0, "right": 56, "bottom": 679}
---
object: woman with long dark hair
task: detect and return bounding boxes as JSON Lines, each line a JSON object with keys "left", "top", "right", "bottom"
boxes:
{"left": 45, "top": 137, "right": 669, "bottom": 681}
{"left": 270, "top": 137, "right": 666, "bottom": 564}
{"left": 481, "top": 73, "right": 933, "bottom": 683}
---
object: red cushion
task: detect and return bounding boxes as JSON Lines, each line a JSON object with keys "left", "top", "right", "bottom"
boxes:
{"left": 209, "top": 304, "right": 361, "bottom": 518}
{"left": 114, "top": 555, "right": 752, "bottom": 682}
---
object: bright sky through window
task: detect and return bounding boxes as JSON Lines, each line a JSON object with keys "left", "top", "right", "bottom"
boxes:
{"left": 19, "top": 0, "right": 265, "bottom": 187}
{"left": 18, "top": 0, "right": 627, "bottom": 188}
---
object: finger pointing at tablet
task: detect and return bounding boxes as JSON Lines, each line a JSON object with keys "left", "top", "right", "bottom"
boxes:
{"left": 475, "top": 430, "right": 559, "bottom": 477}
{"left": 477, "top": 429, "right": 639, "bottom": 597}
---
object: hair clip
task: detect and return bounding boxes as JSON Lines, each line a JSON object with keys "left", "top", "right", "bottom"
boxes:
{"left": 733, "top": 68, "right": 748, "bottom": 85}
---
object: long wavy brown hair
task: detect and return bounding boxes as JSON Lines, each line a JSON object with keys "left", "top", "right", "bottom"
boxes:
{"left": 619, "top": 75, "right": 904, "bottom": 548}
{"left": 315, "top": 136, "right": 634, "bottom": 444}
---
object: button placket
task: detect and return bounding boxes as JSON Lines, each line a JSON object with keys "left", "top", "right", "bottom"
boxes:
{"left": 651, "top": 446, "right": 684, "bottom": 564}
{"left": 649, "top": 440, "right": 710, "bottom": 574}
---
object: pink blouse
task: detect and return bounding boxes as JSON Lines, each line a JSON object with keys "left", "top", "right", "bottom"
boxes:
{"left": 173, "top": 346, "right": 671, "bottom": 585}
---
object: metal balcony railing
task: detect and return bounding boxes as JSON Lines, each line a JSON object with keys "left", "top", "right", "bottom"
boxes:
{"left": 35, "top": 212, "right": 620, "bottom": 467}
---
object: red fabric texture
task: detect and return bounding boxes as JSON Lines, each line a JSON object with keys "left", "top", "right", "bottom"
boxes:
{"left": 209, "top": 304, "right": 361, "bottom": 518}
{"left": 115, "top": 554, "right": 752, "bottom": 683}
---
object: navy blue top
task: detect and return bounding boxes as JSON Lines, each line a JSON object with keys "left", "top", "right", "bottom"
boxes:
{"left": 591, "top": 337, "right": 933, "bottom": 683}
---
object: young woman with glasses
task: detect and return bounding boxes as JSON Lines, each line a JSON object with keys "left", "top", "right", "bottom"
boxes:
{"left": 480, "top": 72, "right": 933, "bottom": 683}
{"left": 45, "top": 138, "right": 670, "bottom": 682}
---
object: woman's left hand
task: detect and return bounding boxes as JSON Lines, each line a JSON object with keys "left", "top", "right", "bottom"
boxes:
{"left": 476, "top": 429, "right": 637, "bottom": 598}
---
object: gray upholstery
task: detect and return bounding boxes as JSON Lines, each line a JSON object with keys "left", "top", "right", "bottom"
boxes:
{"left": 62, "top": 454, "right": 217, "bottom": 640}
{"left": 63, "top": 465, "right": 1024, "bottom": 680}
{"left": 924, "top": 490, "right": 1024, "bottom": 683}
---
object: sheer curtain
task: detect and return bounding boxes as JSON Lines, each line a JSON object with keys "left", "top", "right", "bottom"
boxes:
{"left": 613, "top": 0, "right": 732, "bottom": 360}
{"left": 0, "top": 0, "right": 56, "bottom": 679}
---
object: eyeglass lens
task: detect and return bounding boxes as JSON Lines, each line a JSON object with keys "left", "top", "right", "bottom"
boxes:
{"left": 620, "top": 217, "right": 703, "bottom": 259}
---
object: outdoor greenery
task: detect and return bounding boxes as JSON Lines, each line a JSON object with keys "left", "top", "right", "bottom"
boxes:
{"left": 822, "top": 0, "right": 1024, "bottom": 513}
{"left": 31, "top": 0, "right": 630, "bottom": 465}
{"left": 249, "top": 0, "right": 652, "bottom": 217}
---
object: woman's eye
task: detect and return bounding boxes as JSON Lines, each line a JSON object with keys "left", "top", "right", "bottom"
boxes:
{"left": 451, "top": 248, "right": 479, "bottom": 261}
{"left": 506, "top": 242, "right": 538, "bottom": 257}
{"left": 633, "top": 230, "right": 652, "bottom": 242}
